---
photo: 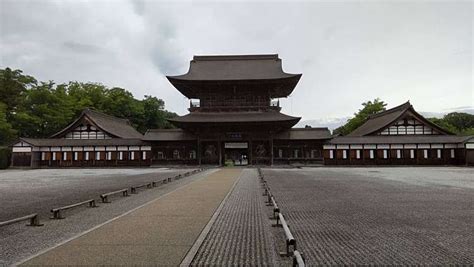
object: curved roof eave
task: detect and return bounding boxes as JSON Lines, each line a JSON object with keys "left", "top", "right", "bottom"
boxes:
{"left": 166, "top": 73, "right": 302, "bottom": 82}
{"left": 167, "top": 75, "right": 302, "bottom": 99}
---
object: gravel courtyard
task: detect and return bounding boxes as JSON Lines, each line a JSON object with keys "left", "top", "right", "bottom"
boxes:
{"left": 262, "top": 167, "right": 474, "bottom": 265}
{"left": 0, "top": 168, "right": 193, "bottom": 221}
{"left": 1, "top": 167, "right": 472, "bottom": 265}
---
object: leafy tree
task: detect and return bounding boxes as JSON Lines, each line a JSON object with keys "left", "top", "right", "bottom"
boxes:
{"left": 0, "top": 67, "right": 37, "bottom": 120}
{"left": 12, "top": 81, "right": 75, "bottom": 138}
{"left": 0, "top": 102, "right": 17, "bottom": 144}
{"left": 66, "top": 82, "right": 108, "bottom": 114}
{"left": 443, "top": 112, "right": 474, "bottom": 132}
{"left": 0, "top": 67, "right": 179, "bottom": 144}
{"left": 460, "top": 127, "right": 474, "bottom": 136}
{"left": 428, "top": 117, "right": 458, "bottom": 134}
{"left": 428, "top": 112, "right": 474, "bottom": 136}
{"left": 333, "top": 98, "right": 387, "bottom": 135}
{"left": 141, "top": 95, "right": 177, "bottom": 131}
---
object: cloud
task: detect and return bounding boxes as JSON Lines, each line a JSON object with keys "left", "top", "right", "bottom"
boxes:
{"left": 63, "top": 41, "right": 104, "bottom": 54}
{"left": 1, "top": 0, "right": 472, "bottom": 122}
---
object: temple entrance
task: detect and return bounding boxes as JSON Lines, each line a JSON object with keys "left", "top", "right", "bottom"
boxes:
{"left": 224, "top": 142, "right": 249, "bottom": 166}
{"left": 201, "top": 141, "right": 219, "bottom": 164}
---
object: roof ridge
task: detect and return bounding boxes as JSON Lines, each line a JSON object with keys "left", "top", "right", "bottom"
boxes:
{"left": 147, "top": 128, "right": 183, "bottom": 132}
{"left": 84, "top": 108, "right": 130, "bottom": 123}
{"left": 368, "top": 101, "right": 411, "bottom": 119}
{"left": 193, "top": 54, "right": 279, "bottom": 61}
{"left": 290, "top": 127, "right": 329, "bottom": 130}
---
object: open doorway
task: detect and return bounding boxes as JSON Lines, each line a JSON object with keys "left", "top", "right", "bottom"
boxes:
{"left": 224, "top": 142, "right": 249, "bottom": 166}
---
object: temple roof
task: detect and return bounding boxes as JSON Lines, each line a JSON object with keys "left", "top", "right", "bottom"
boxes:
{"left": 275, "top": 128, "right": 332, "bottom": 140}
{"left": 50, "top": 108, "right": 143, "bottom": 139}
{"left": 19, "top": 137, "right": 147, "bottom": 147}
{"left": 329, "top": 135, "right": 473, "bottom": 144}
{"left": 167, "top": 54, "right": 302, "bottom": 98}
{"left": 168, "top": 111, "right": 300, "bottom": 131}
{"left": 169, "top": 54, "right": 300, "bottom": 81}
{"left": 347, "top": 101, "right": 452, "bottom": 136}
{"left": 169, "top": 110, "right": 300, "bottom": 124}
{"left": 143, "top": 129, "right": 196, "bottom": 141}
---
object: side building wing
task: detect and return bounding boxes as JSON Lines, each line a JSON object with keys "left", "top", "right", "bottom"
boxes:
{"left": 10, "top": 108, "right": 150, "bottom": 168}
{"left": 348, "top": 101, "right": 452, "bottom": 137}
{"left": 325, "top": 101, "right": 473, "bottom": 166}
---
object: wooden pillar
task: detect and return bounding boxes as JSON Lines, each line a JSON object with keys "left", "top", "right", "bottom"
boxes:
{"left": 416, "top": 145, "right": 419, "bottom": 165}
{"left": 270, "top": 134, "right": 274, "bottom": 166}
{"left": 30, "top": 148, "right": 35, "bottom": 168}
{"left": 349, "top": 147, "right": 352, "bottom": 165}
{"left": 197, "top": 136, "right": 202, "bottom": 166}
{"left": 48, "top": 148, "right": 52, "bottom": 167}
{"left": 93, "top": 147, "right": 96, "bottom": 167}
{"left": 249, "top": 139, "right": 253, "bottom": 165}
{"left": 138, "top": 149, "right": 142, "bottom": 167}
{"left": 218, "top": 139, "right": 222, "bottom": 166}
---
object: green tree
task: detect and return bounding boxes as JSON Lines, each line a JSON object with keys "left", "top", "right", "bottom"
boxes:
{"left": 428, "top": 112, "right": 474, "bottom": 136}
{"left": 443, "top": 112, "right": 474, "bottom": 132}
{"left": 66, "top": 82, "right": 108, "bottom": 114}
{"left": 0, "top": 102, "right": 17, "bottom": 144}
{"left": 333, "top": 98, "right": 387, "bottom": 135}
{"left": 428, "top": 117, "right": 458, "bottom": 134}
{"left": 460, "top": 128, "right": 474, "bottom": 136}
{"left": 0, "top": 67, "right": 37, "bottom": 119}
{"left": 140, "top": 95, "right": 177, "bottom": 131}
{"left": 0, "top": 67, "right": 178, "bottom": 138}
{"left": 12, "top": 81, "right": 75, "bottom": 138}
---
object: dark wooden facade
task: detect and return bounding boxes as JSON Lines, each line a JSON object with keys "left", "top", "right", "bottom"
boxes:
{"left": 323, "top": 146, "right": 468, "bottom": 166}
{"left": 146, "top": 54, "right": 331, "bottom": 166}
{"left": 146, "top": 131, "right": 329, "bottom": 166}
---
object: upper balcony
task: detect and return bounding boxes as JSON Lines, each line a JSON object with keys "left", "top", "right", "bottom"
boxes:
{"left": 188, "top": 99, "right": 281, "bottom": 112}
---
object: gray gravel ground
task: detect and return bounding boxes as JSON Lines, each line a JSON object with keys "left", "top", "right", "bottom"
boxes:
{"left": 262, "top": 167, "right": 474, "bottom": 265}
{"left": 191, "top": 168, "right": 282, "bottom": 266}
{"left": 0, "top": 168, "right": 190, "bottom": 221}
{"left": 0, "top": 168, "right": 213, "bottom": 266}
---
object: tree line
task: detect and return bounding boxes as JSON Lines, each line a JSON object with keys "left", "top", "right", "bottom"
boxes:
{"left": 0, "top": 67, "right": 177, "bottom": 145}
{"left": 333, "top": 98, "right": 474, "bottom": 136}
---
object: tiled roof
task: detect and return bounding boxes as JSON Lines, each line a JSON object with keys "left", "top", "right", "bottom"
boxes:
{"left": 169, "top": 111, "right": 301, "bottom": 124}
{"left": 167, "top": 54, "right": 301, "bottom": 81}
{"left": 50, "top": 108, "right": 143, "bottom": 139}
{"left": 275, "top": 128, "right": 332, "bottom": 140}
{"left": 329, "top": 135, "right": 473, "bottom": 144}
{"left": 143, "top": 129, "right": 196, "bottom": 141}
{"left": 347, "top": 102, "right": 452, "bottom": 136}
{"left": 20, "top": 138, "right": 147, "bottom": 147}
{"left": 166, "top": 54, "right": 302, "bottom": 98}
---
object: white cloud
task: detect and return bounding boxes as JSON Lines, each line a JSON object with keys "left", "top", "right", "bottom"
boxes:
{"left": 1, "top": 0, "right": 472, "bottom": 121}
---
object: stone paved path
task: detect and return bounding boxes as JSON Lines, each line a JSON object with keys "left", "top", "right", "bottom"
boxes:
{"left": 191, "top": 168, "right": 279, "bottom": 266}
{"left": 20, "top": 168, "right": 242, "bottom": 266}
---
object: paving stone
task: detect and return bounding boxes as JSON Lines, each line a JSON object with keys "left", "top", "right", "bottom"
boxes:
{"left": 191, "top": 168, "right": 279, "bottom": 266}
{"left": 19, "top": 168, "right": 241, "bottom": 266}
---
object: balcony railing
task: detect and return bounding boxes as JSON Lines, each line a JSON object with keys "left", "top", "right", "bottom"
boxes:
{"left": 189, "top": 106, "right": 281, "bottom": 112}
{"left": 188, "top": 99, "right": 281, "bottom": 112}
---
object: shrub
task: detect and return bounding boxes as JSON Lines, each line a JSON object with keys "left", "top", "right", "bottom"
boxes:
{"left": 0, "top": 146, "right": 11, "bottom": 169}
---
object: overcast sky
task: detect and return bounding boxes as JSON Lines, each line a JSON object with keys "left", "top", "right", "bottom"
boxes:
{"left": 1, "top": 0, "right": 472, "bottom": 121}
